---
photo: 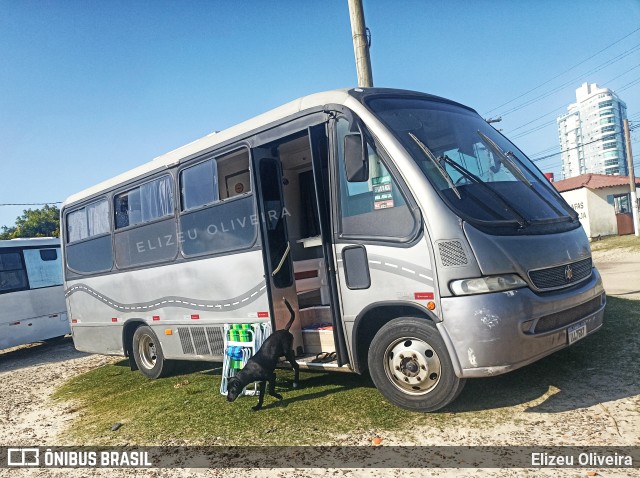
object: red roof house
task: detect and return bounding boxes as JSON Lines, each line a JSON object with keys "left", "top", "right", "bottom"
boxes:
{"left": 553, "top": 173, "right": 640, "bottom": 193}
{"left": 551, "top": 174, "right": 639, "bottom": 238}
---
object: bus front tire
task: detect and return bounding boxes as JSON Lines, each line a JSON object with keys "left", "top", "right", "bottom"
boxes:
{"left": 367, "top": 317, "right": 465, "bottom": 412}
{"left": 132, "top": 325, "right": 174, "bottom": 379}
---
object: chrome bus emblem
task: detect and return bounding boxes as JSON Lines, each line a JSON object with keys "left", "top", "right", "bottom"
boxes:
{"left": 564, "top": 265, "right": 574, "bottom": 282}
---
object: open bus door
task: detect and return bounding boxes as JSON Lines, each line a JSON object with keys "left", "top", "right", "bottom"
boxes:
{"left": 252, "top": 150, "right": 303, "bottom": 354}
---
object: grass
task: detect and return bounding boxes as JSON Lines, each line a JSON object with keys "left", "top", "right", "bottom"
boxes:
{"left": 53, "top": 297, "right": 639, "bottom": 446}
{"left": 54, "top": 363, "right": 423, "bottom": 445}
{"left": 590, "top": 234, "right": 640, "bottom": 253}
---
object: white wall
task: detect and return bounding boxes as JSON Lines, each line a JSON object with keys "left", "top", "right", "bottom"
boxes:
{"left": 561, "top": 188, "right": 592, "bottom": 236}
{"left": 561, "top": 185, "right": 633, "bottom": 238}
{"left": 586, "top": 188, "right": 619, "bottom": 237}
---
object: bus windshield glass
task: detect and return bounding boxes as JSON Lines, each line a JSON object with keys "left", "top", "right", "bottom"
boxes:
{"left": 367, "top": 97, "right": 576, "bottom": 229}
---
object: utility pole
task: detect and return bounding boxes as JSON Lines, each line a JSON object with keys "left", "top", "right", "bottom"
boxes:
{"left": 348, "top": 0, "right": 373, "bottom": 87}
{"left": 623, "top": 118, "right": 639, "bottom": 237}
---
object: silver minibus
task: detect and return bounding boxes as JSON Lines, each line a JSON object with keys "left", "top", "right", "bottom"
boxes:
{"left": 61, "top": 88, "right": 604, "bottom": 411}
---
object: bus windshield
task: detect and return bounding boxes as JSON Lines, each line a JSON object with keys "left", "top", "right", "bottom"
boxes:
{"left": 367, "top": 96, "right": 577, "bottom": 230}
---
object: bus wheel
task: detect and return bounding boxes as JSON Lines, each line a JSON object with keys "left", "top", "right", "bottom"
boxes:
{"left": 368, "top": 317, "right": 465, "bottom": 412}
{"left": 132, "top": 326, "right": 174, "bottom": 379}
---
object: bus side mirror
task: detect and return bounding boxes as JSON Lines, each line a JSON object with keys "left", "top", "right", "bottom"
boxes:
{"left": 344, "top": 133, "right": 369, "bottom": 182}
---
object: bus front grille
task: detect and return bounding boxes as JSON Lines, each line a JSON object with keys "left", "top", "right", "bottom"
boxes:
{"left": 533, "top": 295, "right": 603, "bottom": 334}
{"left": 528, "top": 257, "right": 592, "bottom": 291}
{"left": 177, "top": 326, "right": 224, "bottom": 356}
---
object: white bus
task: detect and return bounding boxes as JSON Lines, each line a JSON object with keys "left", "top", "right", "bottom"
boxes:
{"left": 61, "top": 88, "right": 605, "bottom": 411}
{"left": 1, "top": 238, "right": 69, "bottom": 350}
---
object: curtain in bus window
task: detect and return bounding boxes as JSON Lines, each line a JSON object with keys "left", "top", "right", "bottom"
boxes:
{"left": 87, "top": 200, "right": 109, "bottom": 236}
{"left": 141, "top": 176, "right": 174, "bottom": 222}
{"left": 23, "top": 248, "right": 63, "bottom": 288}
{"left": 0, "top": 252, "right": 28, "bottom": 293}
{"left": 67, "top": 209, "right": 89, "bottom": 242}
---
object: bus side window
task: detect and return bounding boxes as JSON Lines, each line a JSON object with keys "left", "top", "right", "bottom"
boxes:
{"left": 180, "top": 159, "right": 218, "bottom": 211}
{"left": 65, "top": 199, "right": 113, "bottom": 275}
{"left": 67, "top": 200, "right": 110, "bottom": 239}
{"left": 0, "top": 251, "right": 28, "bottom": 293}
{"left": 336, "top": 117, "right": 416, "bottom": 240}
{"left": 113, "top": 175, "right": 177, "bottom": 269}
{"left": 179, "top": 148, "right": 257, "bottom": 257}
{"left": 180, "top": 150, "right": 251, "bottom": 213}
{"left": 217, "top": 150, "right": 251, "bottom": 200}
{"left": 23, "top": 248, "right": 63, "bottom": 289}
{"left": 115, "top": 196, "right": 130, "bottom": 229}
{"left": 114, "top": 176, "right": 173, "bottom": 229}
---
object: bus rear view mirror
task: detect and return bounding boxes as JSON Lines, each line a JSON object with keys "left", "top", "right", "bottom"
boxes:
{"left": 344, "top": 133, "right": 369, "bottom": 182}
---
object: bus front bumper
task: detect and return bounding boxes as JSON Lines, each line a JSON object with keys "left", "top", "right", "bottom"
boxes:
{"left": 437, "top": 268, "right": 606, "bottom": 379}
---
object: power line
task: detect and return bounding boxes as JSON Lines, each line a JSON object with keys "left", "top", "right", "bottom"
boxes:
{"left": 530, "top": 129, "right": 624, "bottom": 162}
{"left": 0, "top": 202, "right": 62, "bottom": 206}
{"left": 507, "top": 83, "right": 640, "bottom": 142}
{"left": 496, "top": 43, "right": 640, "bottom": 118}
{"left": 511, "top": 119, "right": 557, "bottom": 140}
{"left": 530, "top": 142, "right": 639, "bottom": 178}
{"left": 530, "top": 144, "right": 562, "bottom": 157}
{"left": 504, "top": 64, "right": 640, "bottom": 138}
{"left": 507, "top": 105, "right": 567, "bottom": 134}
{"left": 618, "top": 76, "right": 640, "bottom": 92}
{"left": 483, "top": 27, "right": 640, "bottom": 116}
{"left": 604, "top": 63, "right": 640, "bottom": 86}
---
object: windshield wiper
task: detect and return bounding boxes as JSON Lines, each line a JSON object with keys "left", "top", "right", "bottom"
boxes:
{"left": 409, "top": 133, "right": 461, "bottom": 199}
{"left": 409, "top": 133, "right": 528, "bottom": 228}
{"left": 438, "top": 154, "right": 529, "bottom": 228}
{"left": 477, "top": 131, "right": 532, "bottom": 187}
{"left": 478, "top": 131, "right": 578, "bottom": 221}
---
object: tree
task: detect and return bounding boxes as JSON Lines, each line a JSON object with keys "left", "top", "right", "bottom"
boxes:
{"left": 0, "top": 205, "right": 60, "bottom": 239}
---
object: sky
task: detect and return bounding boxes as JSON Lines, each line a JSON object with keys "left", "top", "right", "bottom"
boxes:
{"left": 1, "top": 0, "right": 639, "bottom": 229}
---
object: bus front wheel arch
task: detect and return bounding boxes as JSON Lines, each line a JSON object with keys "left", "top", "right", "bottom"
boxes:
{"left": 352, "top": 303, "right": 436, "bottom": 374}
{"left": 131, "top": 325, "right": 174, "bottom": 379}
{"left": 367, "top": 317, "right": 465, "bottom": 412}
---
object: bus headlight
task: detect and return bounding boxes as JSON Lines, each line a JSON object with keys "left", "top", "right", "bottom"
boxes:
{"left": 449, "top": 274, "right": 527, "bottom": 296}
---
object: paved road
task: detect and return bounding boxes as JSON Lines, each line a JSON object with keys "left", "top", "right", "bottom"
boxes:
{"left": 593, "top": 253, "right": 640, "bottom": 300}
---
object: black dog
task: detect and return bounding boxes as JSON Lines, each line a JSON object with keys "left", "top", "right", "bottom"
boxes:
{"left": 226, "top": 298, "right": 300, "bottom": 411}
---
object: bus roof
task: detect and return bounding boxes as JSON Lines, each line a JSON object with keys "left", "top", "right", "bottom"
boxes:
{"left": 62, "top": 87, "right": 472, "bottom": 209}
{"left": 63, "top": 89, "right": 355, "bottom": 208}
{"left": 0, "top": 237, "right": 60, "bottom": 248}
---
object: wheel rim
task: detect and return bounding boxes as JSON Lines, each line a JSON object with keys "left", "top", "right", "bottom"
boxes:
{"left": 383, "top": 336, "right": 442, "bottom": 395}
{"left": 137, "top": 333, "right": 158, "bottom": 370}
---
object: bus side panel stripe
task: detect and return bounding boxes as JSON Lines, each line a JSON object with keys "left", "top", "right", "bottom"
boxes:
{"left": 64, "top": 281, "right": 267, "bottom": 313}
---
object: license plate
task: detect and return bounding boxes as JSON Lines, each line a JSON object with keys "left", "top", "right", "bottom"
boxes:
{"left": 568, "top": 321, "right": 587, "bottom": 344}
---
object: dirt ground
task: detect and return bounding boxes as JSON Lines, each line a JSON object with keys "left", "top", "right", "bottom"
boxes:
{"left": 1, "top": 247, "right": 638, "bottom": 477}
{"left": 591, "top": 249, "right": 640, "bottom": 300}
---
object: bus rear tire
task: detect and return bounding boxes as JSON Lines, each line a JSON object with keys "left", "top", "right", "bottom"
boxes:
{"left": 367, "top": 317, "right": 465, "bottom": 412}
{"left": 132, "top": 325, "right": 174, "bottom": 379}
